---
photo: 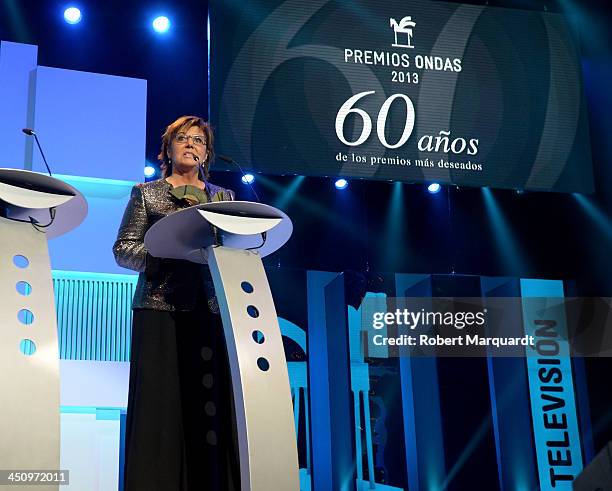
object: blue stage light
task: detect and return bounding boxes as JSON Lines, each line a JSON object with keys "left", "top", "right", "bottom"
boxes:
{"left": 427, "top": 183, "right": 441, "bottom": 194}
{"left": 152, "top": 16, "right": 170, "bottom": 33}
{"left": 242, "top": 173, "right": 255, "bottom": 184}
{"left": 144, "top": 165, "right": 156, "bottom": 178}
{"left": 335, "top": 178, "right": 348, "bottom": 190}
{"left": 64, "top": 7, "right": 82, "bottom": 24}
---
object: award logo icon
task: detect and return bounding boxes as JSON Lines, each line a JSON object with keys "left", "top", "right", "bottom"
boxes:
{"left": 390, "top": 16, "right": 416, "bottom": 49}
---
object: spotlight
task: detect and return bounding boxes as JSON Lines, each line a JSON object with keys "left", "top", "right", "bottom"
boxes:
{"left": 144, "top": 165, "right": 156, "bottom": 178}
{"left": 152, "top": 16, "right": 170, "bottom": 33}
{"left": 241, "top": 173, "right": 255, "bottom": 184}
{"left": 63, "top": 6, "right": 82, "bottom": 24}
{"left": 427, "top": 183, "right": 441, "bottom": 194}
{"left": 335, "top": 178, "right": 348, "bottom": 190}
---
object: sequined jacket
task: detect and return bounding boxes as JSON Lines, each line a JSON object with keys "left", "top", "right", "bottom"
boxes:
{"left": 113, "top": 178, "right": 235, "bottom": 312}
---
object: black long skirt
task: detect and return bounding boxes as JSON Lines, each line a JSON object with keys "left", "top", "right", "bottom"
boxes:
{"left": 124, "top": 307, "right": 241, "bottom": 490}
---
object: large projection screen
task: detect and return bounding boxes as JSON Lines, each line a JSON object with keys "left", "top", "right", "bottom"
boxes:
{"left": 210, "top": 0, "right": 594, "bottom": 193}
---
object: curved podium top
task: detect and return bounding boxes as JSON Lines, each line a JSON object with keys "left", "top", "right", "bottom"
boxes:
{"left": 144, "top": 201, "right": 292, "bottom": 263}
{"left": 0, "top": 168, "right": 87, "bottom": 238}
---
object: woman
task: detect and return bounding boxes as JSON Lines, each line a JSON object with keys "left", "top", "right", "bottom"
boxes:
{"left": 113, "top": 116, "right": 240, "bottom": 490}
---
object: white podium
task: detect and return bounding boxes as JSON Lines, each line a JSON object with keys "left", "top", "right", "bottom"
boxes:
{"left": 0, "top": 168, "right": 87, "bottom": 490}
{"left": 145, "top": 200, "right": 299, "bottom": 491}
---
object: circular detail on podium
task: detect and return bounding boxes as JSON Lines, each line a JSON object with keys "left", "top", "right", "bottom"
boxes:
{"left": 204, "top": 401, "right": 216, "bottom": 416}
{"left": 206, "top": 430, "right": 218, "bottom": 446}
{"left": 247, "top": 305, "right": 259, "bottom": 318}
{"left": 201, "top": 346, "right": 213, "bottom": 361}
{"left": 13, "top": 255, "right": 29, "bottom": 268}
{"left": 241, "top": 281, "right": 254, "bottom": 293}
{"left": 256, "top": 357, "right": 270, "bottom": 372}
{"left": 18, "top": 309, "right": 34, "bottom": 325}
{"left": 252, "top": 330, "right": 265, "bottom": 344}
{"left": 16, "top": 281, "right": 32, "bottom": 296}
{"left": 202, "top": 373, "right": 214, "bottom": 389}
{"left": 19, "top": 339, "right": 36, "bottom": 356}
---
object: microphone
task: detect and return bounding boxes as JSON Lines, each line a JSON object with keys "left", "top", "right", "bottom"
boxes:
{"left": 217, "top": 154, "right": 268, "bottom": 251}
{"left": 192, "top": 153, "right": 218, "bottom": 204}
{"left": 192, "top": 153, "right": 224, "bottom": 245}
{"left": 217, "top": 154, "right": 260, "bottom": 202}
{"left": 192, "top": 154, "right": 207, "bottom": 183}
{"left": 22, "top": 128, "right": 52, "bottom": 177}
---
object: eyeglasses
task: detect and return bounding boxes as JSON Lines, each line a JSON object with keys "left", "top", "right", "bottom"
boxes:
{"left": 175, "top": 133, "right": 207, "bottom": 146}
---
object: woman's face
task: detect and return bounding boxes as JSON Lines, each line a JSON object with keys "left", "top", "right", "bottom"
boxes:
{"left": 168, "top": 125, "right": 208, "bottom": 173}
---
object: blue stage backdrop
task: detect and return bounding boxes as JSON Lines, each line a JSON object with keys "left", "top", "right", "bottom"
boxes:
{"left": 49, "top": 268, "right": 592, "bottom": 490}
{"left": 0, "top": 40, "right": 146, "bottom": 274}
{"left": 210, "top": 0, "right": 593, "bottom": 193}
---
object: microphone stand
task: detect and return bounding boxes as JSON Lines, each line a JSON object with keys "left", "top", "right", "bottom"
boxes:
{"left": 217, "top": 154, "right": 261, "bottom": 203}
{"left": 215, "top": 154, "right": 268, "bottom": 250}
{"left": 194, "top": 154, "right": 222, "bottom": 247}
{"left": 21, "top": 128, "right": 56, "bottom": 228}
{"left": 22, "top": 128, "right": 52, "bottom": 177}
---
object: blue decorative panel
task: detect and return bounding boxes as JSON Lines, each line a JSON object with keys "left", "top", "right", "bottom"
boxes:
{"left": 520, "top": 279, "right": 583, "bottom": 490}
{"left": 30, "top": 65, "right": 146, "bottom": 181}
{"left": 53, "top": 270, "right": 137, "bottom": 361}
{"left": 0, "top": 41, "right": 38, "bottom": 168}
{"left": 395, "top": 274, "right": 445, "bottom": 491}
{"left": 48, "top": 175, "right": 137, "bottom": 273}
{"left": 307, "top": 271, "right": 354, "bottom": 491}
{"left": 481, "top": 276, "right": 538, "bottom": 491}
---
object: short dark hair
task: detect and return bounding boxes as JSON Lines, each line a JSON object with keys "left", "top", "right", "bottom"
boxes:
{"left": 157, "top": 115, "right": 215, "bottom": 180}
